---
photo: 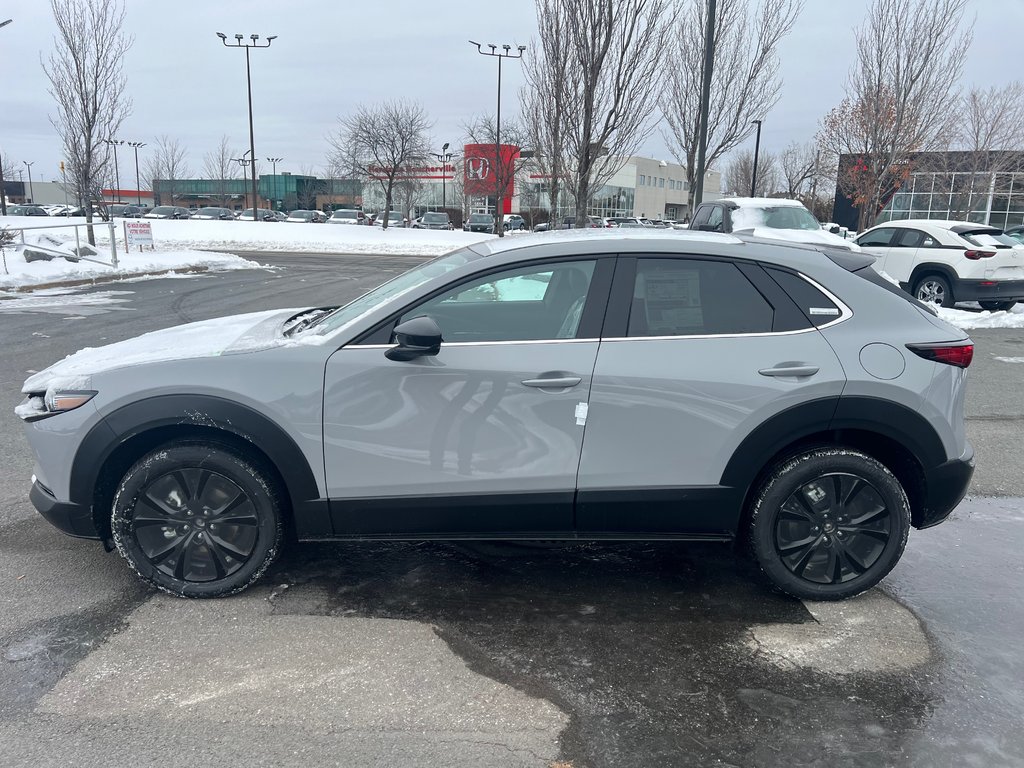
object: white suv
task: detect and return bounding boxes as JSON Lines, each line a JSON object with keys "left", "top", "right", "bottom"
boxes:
{"left": 855, "top": 219, "right": 1024, "bottom": 310}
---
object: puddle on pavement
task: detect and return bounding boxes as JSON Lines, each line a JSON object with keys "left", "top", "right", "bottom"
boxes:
{"left": 265, "top": 541, "right": 939, "bottom": 767}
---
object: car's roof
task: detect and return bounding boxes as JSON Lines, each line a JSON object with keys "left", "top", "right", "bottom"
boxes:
{"left": 869, "top": 218, "right": 995, "bottom": 231}
{"left": 467, "top": 228, "right": 746, "bottom": 258}
{"left": 715, "top": 197, "right": 806, "bottom": 209}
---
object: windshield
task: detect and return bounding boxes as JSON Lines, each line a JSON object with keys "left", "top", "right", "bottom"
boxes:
{"left": 309, "top": 248, "right": 482, "bottom": 336}
{"left": 152, "top": 207, "right": 172, "bottom": 214}
{"left": 424, "top": 212, "right": 448, "bottom": 223}
{"left": 960, "top": 231, "right": 1019, "bottom": 249}
{"left": 332, "top": 210, "right": 358, "bottom": 219}
{"left": 469, "top": 214, "right": 492, "bottom": 222}
{"left": 731, "top": 204, "right": 821, "bottom": 231}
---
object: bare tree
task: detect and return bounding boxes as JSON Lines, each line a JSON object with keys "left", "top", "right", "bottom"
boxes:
{"left": 724, "top": 149, "right": 780, "bottom": 197}
{"left": 818, "top": 0, "right": 972, "bottom": 230}
{"left": 531, "top": 0, "right": 672, "bottom": 227}
{"left": 202, "top": 135, "right": 239, "bottom": 208}
{"left": 661, "top": 0, "right": 802, "bottom": 203}
{"left": 521, "top": 0, "right": 573, "bottom": 223}
{"left": 145, "top": 135, "right": 191, "bottom": 206}
{"left": 329, "top": 101, "right": 431, "bottom": 230}
{"left": 41, "top": 0, "right": 132, "bottom": 241}
{"left": 777, "top": 142, "right": 818, "bottom": 198}
{"left": 462, "top": 115, "right": 532, "bottom": 236}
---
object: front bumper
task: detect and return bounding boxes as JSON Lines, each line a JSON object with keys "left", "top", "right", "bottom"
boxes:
{"left": 953, "top": 278, "right": 1024, "bottom": 302}
{"left": 30, "top": 480, "right": 99, "bottom": 539}
{"left": 918, "top": 443, "right": 975, "bottom": 529}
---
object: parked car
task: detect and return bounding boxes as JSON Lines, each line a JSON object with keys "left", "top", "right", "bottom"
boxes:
{"left": 108, "top": 204, "right": 143, "bottom": 218}
{"left": 17, "top": 230, "right": 974, "bottom": 601}
{"left": 191, "top": 207, "right": 236, "bottom": 221}
{"left": 854, "top": 219, "right": 1024, "bottom": 310}
{"left": 311, "top": 210, "right": 329, "bottom": 223}
{"left": 144, "top": 206, "right": 191, "bottom": 220}
{"left": 373, "top": 211, "right": 405, "bottom": 228}
{"left": 690, "top": 198, "right": 858, "bottom": 250}
{"left": 236, "top": 208, "right": 281, "bottom": 222}
{"left": 414, "top": 211, "right": 453, "bottom": 230}
{"left": 464, "top": 213, "right": 495, "bottom": 233}
{"left": 503, "top": 214, "right": 527, "bottom": 231}
{"left": 285, "top": 210, "right": 323, "bottom": 223}
{"left": 327, "top": 209, "right": 367, "bottom": 225}
{"left": 6, "top": 205, "right": 49, "bottom": 216}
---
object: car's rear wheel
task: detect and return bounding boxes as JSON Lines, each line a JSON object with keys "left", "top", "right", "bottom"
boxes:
{"left": 111, "top": 442, "right": 283, "bottom": 598}
{"left": 913, "top": 274, "right": 954, "bottom": 307}
{"left": 748, "top": 448, "right": 910, "bottom": 601}
{"left": 979, "top": 300, "right": 1016, "bottom": 312}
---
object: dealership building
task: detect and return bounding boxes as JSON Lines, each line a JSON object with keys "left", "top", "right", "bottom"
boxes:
{"left": 832, "top": 151, "right": 1024, "bottom": 231}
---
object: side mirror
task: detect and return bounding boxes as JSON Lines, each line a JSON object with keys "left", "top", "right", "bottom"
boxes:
{"left": 385, "top": 315, "right": 443, "bottom": 361}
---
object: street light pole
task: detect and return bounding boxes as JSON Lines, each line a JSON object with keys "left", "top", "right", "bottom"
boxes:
{"left": 749, "top": 119, "right": 763, "bottom": 197}
{"left": 23, "top": 161, "right": 35, "bottom": 203}
{"left": 127, "top": 141, "right": 146, "bottom": 205}
{"left": 103, "top": 138, "right": 123, "bottom": 202}
{"left": 693, "top": 0, "right": 717, "bottom": 211}
{"left": 469, "top": 41, "right": 525, "bottom": 237}
{"left": 430, "top": 142, "right": 452, "bottom": 210}
{"left": 218, "top": 32, "right": 276, "bottom": 222}
{"left": 266, "top": 157, "right": 283, "bottom": 210}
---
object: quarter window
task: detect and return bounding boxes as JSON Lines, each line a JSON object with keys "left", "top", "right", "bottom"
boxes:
{"left": 627, "top": 259, "right": 774, "bottom": 337}
{"left": 766, "top": 268, "right": 841, "bottom": 327}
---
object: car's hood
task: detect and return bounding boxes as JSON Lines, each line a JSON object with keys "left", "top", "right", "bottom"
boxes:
{"left": 739, "top": 227, "right": 863, "bottom": 251}
{"left": 22, "top": 308, "right": 305, "bottom": 395}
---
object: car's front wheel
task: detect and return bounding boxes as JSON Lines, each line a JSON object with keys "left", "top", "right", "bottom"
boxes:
{"left": 111, "top": 442, "right": 283, "bottom": 598}
{"left": 913, "top": 274, "right": 954, "bottom": 307}
{"left": 748, "top": 448, "right": 911, "bottom": 601}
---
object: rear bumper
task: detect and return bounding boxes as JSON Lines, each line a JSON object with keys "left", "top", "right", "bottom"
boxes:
{"left": 952, "top": 278, "right": 1024, "bottom": 302}
{"left": 30, "top": 480, "right": 100, "bottom": 539}
{"left": 918, "top": 443, "right": 975, "bottom": 529}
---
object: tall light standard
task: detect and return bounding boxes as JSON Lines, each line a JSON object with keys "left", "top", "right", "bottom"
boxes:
{"left": 126, "top": 141, "right": 146, "bottom": 205}
{"left": 693, "top": 0, "right": 717, "bottom": 210}
{"left": 103, "top": 138, "right": 124, "bottom": 202}
{"left": 234, "top": 150, "right": 258, "bottom": 215}
{"left": 266, "top": 157, "right": 283, "bottom": 210}
{"left": 469, "top": 41, "right": 525, "bottom": 235}
{"left": 0, "top": 23, "right": 12, "bottom": 214}
{"left": 217, "top": 32, "right": 276, "bottom": 222}
{"left": 0, "top": 19, "right": 11, "bottom": 29}
{"left": 749, "top": 119, "right": 763, "bottom": 197}
{"left": 430, "top": 142, "right": 453, "bottom": 210}
{"left": 23, "top": 161, "right": 35, "bottom": 203}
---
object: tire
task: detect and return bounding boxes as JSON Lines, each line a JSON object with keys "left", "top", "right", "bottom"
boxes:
{"left": 979, "top": 300, "right": 1016, "bottom": 312}
{"left": 913, "top": 274, "right": 954, "bottom": 307}
{"left": 111, "top": 441, "right": 283, "bottom": 598}
{"left": 748, "top": 448, "right": 911, "bottom": 601}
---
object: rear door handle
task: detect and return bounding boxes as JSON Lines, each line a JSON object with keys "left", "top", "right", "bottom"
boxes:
{"left": 522, "top": 376, "right": 582, "bottom": 388}
{"left": 758, "top": 365, "right": 820, "bottom": 378}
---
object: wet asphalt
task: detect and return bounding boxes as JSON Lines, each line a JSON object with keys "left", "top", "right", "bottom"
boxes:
{"left": 0, "top": 252, "right": 1022, "bottom": 767}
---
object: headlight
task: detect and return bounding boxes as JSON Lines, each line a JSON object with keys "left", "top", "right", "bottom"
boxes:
{"left": 44, "top": 390, "right": 97, "bottom": 414}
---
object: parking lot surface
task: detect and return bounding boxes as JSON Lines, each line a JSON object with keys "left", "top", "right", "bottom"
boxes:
{"left": 1, "top": 253, "right": 1022, "bottom": 767}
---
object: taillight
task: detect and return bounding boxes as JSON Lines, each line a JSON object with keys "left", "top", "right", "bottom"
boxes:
{"left": 964, "top": 250, "right": 996, "bottom": 260}
{"left": 907, "top": 342, "right": 974, "bottom": 368}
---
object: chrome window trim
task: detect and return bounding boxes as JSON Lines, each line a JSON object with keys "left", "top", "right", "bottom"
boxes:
{"left": 349, "top": 338, "right": 601, "bottom": 350}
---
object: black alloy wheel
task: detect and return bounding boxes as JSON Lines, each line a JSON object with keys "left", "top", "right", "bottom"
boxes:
{"left": 112, "top": 442, "right": 282, "bottom": 598}
{"left": 749, "top": 448, "right": 910, "bottom": 601}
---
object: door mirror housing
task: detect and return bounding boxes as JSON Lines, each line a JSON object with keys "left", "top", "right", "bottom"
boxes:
{"left": 385, "top": 315, "right": 443, "bottom": 361}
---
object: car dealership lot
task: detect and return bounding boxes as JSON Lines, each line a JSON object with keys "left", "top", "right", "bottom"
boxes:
{"left": 1, "top": 253, "right": 1023, "bottom": 767}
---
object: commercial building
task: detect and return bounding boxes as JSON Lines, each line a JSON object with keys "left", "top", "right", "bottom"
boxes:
{"left": 832, "top": 151, "right": 1024, "bottom": 231}
{"left": 151, "top": 174, "right": 362, "bottom": 211}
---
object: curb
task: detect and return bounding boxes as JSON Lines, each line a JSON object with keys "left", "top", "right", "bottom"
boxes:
{"left": 5, "top": 266, "right": 210, "bottom": 294}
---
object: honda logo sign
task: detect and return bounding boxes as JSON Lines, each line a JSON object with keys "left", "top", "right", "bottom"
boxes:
{"left": 466, "top": 158, "right": 490, "bottom": 181}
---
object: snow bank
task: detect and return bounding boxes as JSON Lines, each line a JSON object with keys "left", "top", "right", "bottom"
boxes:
{"left": 1, "top": 214, "right": 495, "bottom": 257}
{"left": 1, "top": 218, "right": 260, "bottom": 289}
{"left": 938, "top": 304, "right": 1024, "bottom": 330}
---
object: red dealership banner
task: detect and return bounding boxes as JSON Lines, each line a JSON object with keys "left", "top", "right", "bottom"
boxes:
{"left": 463, "top": 144, "right": 520, "bottom": 200}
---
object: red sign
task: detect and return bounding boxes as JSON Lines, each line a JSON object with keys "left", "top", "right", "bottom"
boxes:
{"left": 463, "top": 144, "right": 519, "bottom": 207}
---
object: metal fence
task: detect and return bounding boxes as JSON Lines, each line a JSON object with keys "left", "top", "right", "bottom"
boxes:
{"left": 4, "top": 220, "right": 119, "bottom": 269}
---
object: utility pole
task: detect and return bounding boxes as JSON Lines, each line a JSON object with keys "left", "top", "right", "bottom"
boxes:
{"left": 693, "top": 0, "right": 717, "bottom": 211}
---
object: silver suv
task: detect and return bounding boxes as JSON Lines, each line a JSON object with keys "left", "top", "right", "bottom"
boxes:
{"left": 17, "top": 230, "right": 975, "bottom": 600}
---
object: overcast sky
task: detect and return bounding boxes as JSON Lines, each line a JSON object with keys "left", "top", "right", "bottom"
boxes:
{"left": 2, "top": 0, "right": 1021, "bottom": 184}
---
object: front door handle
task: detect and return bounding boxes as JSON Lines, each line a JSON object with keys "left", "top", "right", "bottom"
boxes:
{"left": 758, "top": 365, "right": 820, "bottom": 378}
{"left": 522, "top": 375, "right": 582, "bottom": 388}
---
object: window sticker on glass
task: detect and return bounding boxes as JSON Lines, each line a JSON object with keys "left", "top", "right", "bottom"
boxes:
{"left": 641, "top": 269, "right": 703, "bottom": 332}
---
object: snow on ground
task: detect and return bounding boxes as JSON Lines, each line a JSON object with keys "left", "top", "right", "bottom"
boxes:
{"left": 938, "top": 304, "right": 1024, "bottom": 330}
{"left": 2, "top": 215, "right": 495, "bottom": 258}
{"left": 1, "top": 216, "right": 261, "bottom": 289}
